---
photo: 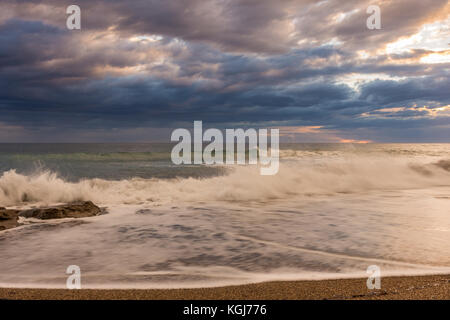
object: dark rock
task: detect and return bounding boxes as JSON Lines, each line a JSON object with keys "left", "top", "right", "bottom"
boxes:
{"left": 136, "top": 209, "right": 152, "bottom": 215}
{"left": 0, "top": 208, "right": 20, "bottom": 231}
{"left": 435, "top": 160, "right": 450, "bottom": 172}
{"left": 19, "top": 201, "right": 102, "bottom": 220}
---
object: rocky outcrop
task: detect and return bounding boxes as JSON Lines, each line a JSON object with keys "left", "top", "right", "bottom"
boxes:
{"left": 19, "top": 201, "right": 102, "bottom": 220}
{"left": 0, "top": 201, "right": 103, "bottom": 231}
{"left": 0, "top": 207, "right": 20, "bottom": 231}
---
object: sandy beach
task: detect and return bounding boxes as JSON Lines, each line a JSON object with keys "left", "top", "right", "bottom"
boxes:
{"left": 1, "top": 274, "right": 449, "bottom": 300}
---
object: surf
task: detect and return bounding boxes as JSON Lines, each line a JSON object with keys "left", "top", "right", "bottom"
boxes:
{"left": 1, "top": 155, "right": 449, "bottom": 207}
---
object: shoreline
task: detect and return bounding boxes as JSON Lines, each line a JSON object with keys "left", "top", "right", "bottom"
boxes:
{"left": 1, "top": 274, "right": 449, "bottom": 300}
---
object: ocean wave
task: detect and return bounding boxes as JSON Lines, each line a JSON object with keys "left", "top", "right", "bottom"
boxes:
{"left": 279, "top": 144, "right": 450, "bottom": 159}
{"left": 1, "top": 156, "right": 450, "bottom": 207}
{"left": 7, "top": 152, "right": 171, "bottom": 162}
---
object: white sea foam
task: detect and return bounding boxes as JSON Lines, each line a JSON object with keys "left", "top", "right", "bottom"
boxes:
{"left": 1, "top": 154, "right": 449, "bottom": 207}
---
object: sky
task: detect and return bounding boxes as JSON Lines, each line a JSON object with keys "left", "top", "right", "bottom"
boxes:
{"left": 0, "top": 0, "right": 449, "bottom": 143}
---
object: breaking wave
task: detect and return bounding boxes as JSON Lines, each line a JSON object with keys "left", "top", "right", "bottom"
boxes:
{"left": 1, "top": 155, "right": 450, "bottom": 207}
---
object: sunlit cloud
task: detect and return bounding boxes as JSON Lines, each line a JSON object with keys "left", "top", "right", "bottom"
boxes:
{"left": 129, "top": 35, "right": 163, "bottom": 42}
{"left": 339, "top": 139, "right": 371, "bottom": 144}
{"left": 385, "top": 15, "right": 450, "bottom": 54}
{"left": 279, "top": 126, "right": 373, "bottom": 144}
{"left": 420, "top": 51, "right": 450, "bottom": 64}
{"left": 336, "top": 73, "right": 407, "bottom": 91}
{"left": 280, "top": 126, "right": 324, "bottom": 135}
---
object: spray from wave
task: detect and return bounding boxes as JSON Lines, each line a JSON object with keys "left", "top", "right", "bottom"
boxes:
{"left": 1, "top": 155, "right": 449, "bottom": 207}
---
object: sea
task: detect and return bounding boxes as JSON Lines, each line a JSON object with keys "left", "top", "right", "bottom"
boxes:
{"left": 0, "top": 143, "right": 449, "bottom": 288}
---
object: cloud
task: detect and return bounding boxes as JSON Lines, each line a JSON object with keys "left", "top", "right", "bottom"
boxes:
{"left": 0, "top": 0, "right": 449, "bottom": 142}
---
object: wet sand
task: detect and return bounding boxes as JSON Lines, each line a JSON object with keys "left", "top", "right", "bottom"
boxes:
{"left": 0, "top": 274, "right": 449, "bottom": 300}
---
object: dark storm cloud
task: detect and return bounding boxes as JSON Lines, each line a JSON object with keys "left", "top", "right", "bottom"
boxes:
{"left": 0, "top": 19, "right": 65, "bottom": 67}
{"left": 359, "top": 77, "right": 450, "bottom": 106}
{"left": 0, "top": 0, "right": 449, "bottom": 142}
{"left": 5, "top": 0, "right": 447, "bottom": 53}
{"left": 293, "top": 0, "right": 449, "bottom": 50}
